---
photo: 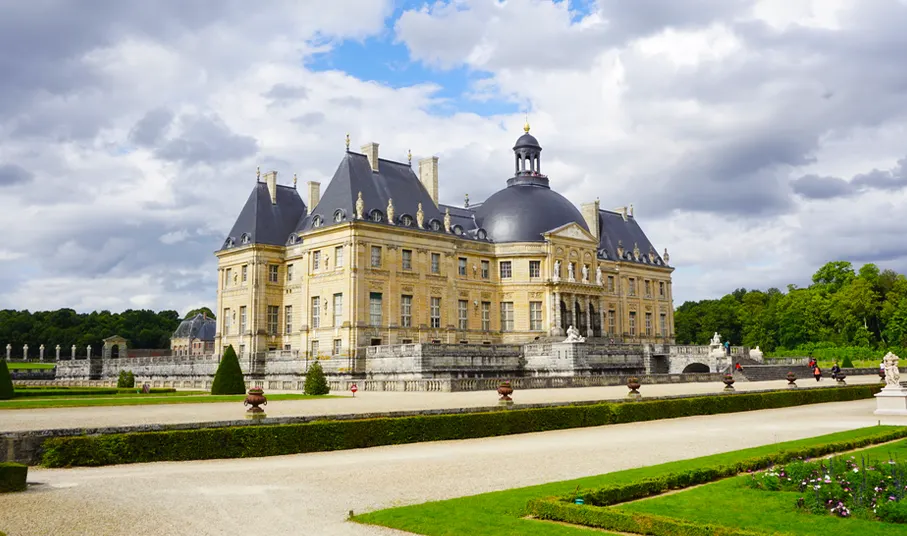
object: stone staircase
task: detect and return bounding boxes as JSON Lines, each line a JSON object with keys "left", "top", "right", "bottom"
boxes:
{"left": 739, "top": 365, "right": 815, "bottom": 382}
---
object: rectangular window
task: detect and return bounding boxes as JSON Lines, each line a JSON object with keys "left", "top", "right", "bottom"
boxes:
{"left": 660, "top": 313, "right": 667, "bottom": 335}
{"left": 529, "top": 301, "right": 543, "bottom": 331}
{"left": 313, "top": 251, "right": 321, "bottom": 271}
{"left": 310, "top": 340, "right": 319, "bottom": 359}
{"left": 645, "top": 312, "right": 652, "bottom": 336}
{"left": 458, "top": 257, "right": 467, "bottom": 276}
{"left": 481, "top": 260, "right": 489, "bottom": 279}
{"left": 370, "top": 292, "right": 383, "bottom": 327}
{"left": 371, "top": 246, "right": 382, "bottom": 267}
{"left": 458, "top": 300, "right": 468, "bottom": 330}
{"left": 431, "top": 252, "right": 440, "bottom": 273}
{"left": 430, "top": 297, "right": 442, "bottom": 328}
{"left": 241, "top": 265, "right": 248, "bottom": 282}
{"left": 529, "top": 260, "right": 541, "bottom": 278}
{"left": 659, "top": 281, "right": 666, "bottom": 297}
{"left": 334, "top": 246, "right": 344, "bottom": 268}
{"left": 224, "top": 268, "right": 232, "bottom": 288}
{"left": 608, "top": 310, "right": 615, "bottom": 335}
{"left": 500, "top": 302, "right": 514, "bottom": 332}
{"left": 287, "top": 264, "right": 294, "bottom": 282}
{"left": 284, "top": 305, "right": 293, "bottom": 334}
{"left": 268, "top": 264, "right": 278, "bottom": 283}
{"left": 481, "top": 302, "right": 491, "bottom": 331}
{"left": 267, "top": 305, "right": 279, "bottom": 335}
{"left": 629, "top": 312, "right": 637, "bottom": 336}
{"left": 499, "top": 261, "right": 512, "bottom": 279}
{"left": 223, "top": 308, "right": 231, "bottom": 335}
{"left": 402, "top": 249, "right": 412, "bottom": 270}
{"left": 333, "top": 339, "right": 342, "bottom": 356}
{"left": 239, "top": 344, "right": 245, "bottom": 357}
{"left": 644, "top": 280, "right": 651, "bottom": 297}
{"left": 401, "top": 295, "right": 412, "bottom": 328}
{"left": 608, "top": 275, "right": 615, "bottom": 293}
{"left": 239, "top": 306, "right": 247, "bottom": 334}
{"left": 629, "top": 278, "right": 637, "bottom": 296}
{"left": 311, "top": 297, "right": 320, "bottom": 329}
{"left": 333, "top": 293, "right": 343, "bottom": 326}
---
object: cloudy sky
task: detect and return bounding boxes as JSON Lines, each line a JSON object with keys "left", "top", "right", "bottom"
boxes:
{"left": 2, "top": 0, "right": 907, "bottom": 315}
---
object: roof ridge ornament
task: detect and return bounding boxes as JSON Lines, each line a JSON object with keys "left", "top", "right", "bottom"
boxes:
{"left": 356, "top": 191, "right": 365, "bottom": 220}
{"left": 293, "top": 173, "right": 298, "bottom": 189}
{"left": 523, "top": 113, "right": 530, "bottom": 133}
{"left": 663, "top": 248, "right": 670, "bottom": 264}
{"left": 256, "top": 166, "right": 260, "bottom": 182}
{"left": 407, "top": 149, "right": 412, "bottom": 166}
{"left": 464, "top": 193, "right": 469, "bottom": 208}
{"left": 345, "top": 133, "right": 350, "bottom": 152}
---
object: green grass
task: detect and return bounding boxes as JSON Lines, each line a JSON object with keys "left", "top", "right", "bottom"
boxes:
{"left": 0, "top": 392, "right": 339, "bottom": 409}
{"left": 6, "top": 362, "right": 55, "bottom": 370}
{"left": 615, "top": 439, "right": 907, "bottom": 535}
{"left": 353, "top": 427, "right": 907, "bottom": 535}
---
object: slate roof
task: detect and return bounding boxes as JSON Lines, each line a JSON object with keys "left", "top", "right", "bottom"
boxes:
{"left": 596, "top": 210, "right": 668, "bottom": 267}
{"left": 172, "top": 314, "right": 217, "bottom": 341}
{"left": 221, "top": 182, "right": 307, "bottom": 250}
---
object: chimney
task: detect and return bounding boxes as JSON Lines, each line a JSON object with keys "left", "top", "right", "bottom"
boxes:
{"left": 418, "top": 156, "right": 439, "bottom": 206}
{"left": 307, "top": 181, "right": 321, "bottom": 213}
{"left": 361, "top": 142, "right": 380, "bottom": 172}
{"left": 628, "top": 203, "right": 634, "bottom": 218}
{"left": 264, "top": 171, "right": 278, "bottom": 205}
{"left": 581, "top": 199, "right": 600, "bottom": 241}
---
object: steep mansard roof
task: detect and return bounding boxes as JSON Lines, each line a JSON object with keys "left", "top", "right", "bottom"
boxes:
{"left": 596, "top": 209, "right": 668, "bottom": 267}
{"left": 221, "top": 182, "right": 307, "bottom": 250}
{"left": 172, "top": 313, "right": 217, "bottom": 341}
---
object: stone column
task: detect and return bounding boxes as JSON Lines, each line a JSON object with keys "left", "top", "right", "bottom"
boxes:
{"left": 5, "top": 344, "right": 10, "bottom": 360}
{"left": 23, "top": 344, "right": 28, "bottom": 360}
{"left": 55, "top": 345, "right": 61, "bottom": 360}
{"left": 585, "top": 297, "right": 593, "bottom": 338}
{"left": 598, "top": 297, "right": 606, "bottom": 339}
{"left": 551, "top": 290, "right": 562, "bottom": 336}
{"left": 39, "top": 344, "right": 45, "bottom": 361}
{"left": 71, "top": 345, "right": 76, "bottom": 359}
{"left": 87, "top": 345, "right": 92, "bottom": 358}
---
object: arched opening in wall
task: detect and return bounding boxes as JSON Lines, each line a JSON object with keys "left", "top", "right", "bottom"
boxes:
{"left": 110, "top": 344, "right": 120, "bottom": 358}
{"left": 574, "top": 302, "right": 586, "bottom": 335}
{"left": 590, "top": 304, "right": 601, "bottom": 337}
{"left": 682, "top": 363, "right": 710, "bottom": 374}
{"left": 560, "top": 300, "right": 570, "bottom": 332}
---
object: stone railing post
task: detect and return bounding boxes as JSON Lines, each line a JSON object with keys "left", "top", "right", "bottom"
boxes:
{"left": 5, "top": 344, "right": 9, "bottom": 360}
{"left": 23, "top": 344, "right": 28, "bottom": 360}
{"left": 71, "top": 345, "right": 76, "bottom": 359}
{"left": 87, "top": 345, "right": 92, "bottom": 358}
{"left": 55, "top": 344, "right": 61, "bottom": 360}
{"left": 39, "top": 344, "right": 45, "bottom": 361}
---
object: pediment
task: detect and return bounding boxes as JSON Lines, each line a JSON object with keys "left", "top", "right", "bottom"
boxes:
{"left": 544, "top": 222, "right": 597, "bottom": 243}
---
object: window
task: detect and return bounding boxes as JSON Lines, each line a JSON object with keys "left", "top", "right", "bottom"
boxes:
{"left": 267, "top": 305, "right": 279, "bottom": 335}
{"left": 660, "top": 313, "right": 667, "bottom": 335}
{"left": 370, "top": 292, "right": 383, "bottom": 326}
{"left": 529, "top": 301, "right": 543, "bottom": 331}
{"left": 333, "top": 210, "right": 344, "bottom": 223}
{"left": 644, "top": 280, "right": 651, "bottom": 297}
{"left": 333, "top": 339, "right": 342, "bottom": 356}
{"left": 241, "top": 265, "right": 248, "bottom": 282}
{"left": 629, "top": 311, "right": 637, "bottom": 336}
{"left": 333, "top": 293, "right": 343, "bottom": 326}
{"left": 401, "top": 214, "right": 413, "bottom": 226}
{"left": 311, "top": 297, "right": 321, "bottom": 328}
{"left": 268, "top": 264, "right": 278, "bottom": 283}
{"left": 499, "top": 261, "right": 512, "bottom": 279}
{"left": 239, "top": 344, "right": 245, "bottom": 357}
{"left": 223, "top": 308, "right": 231, "bottom": 335}
{"left": 239, "top": 306, "right": 247, "bottom": 334}
{"left": 500, "top": 302, "right": 514, "bottom": 332}
{"left": 645, "top": 312, "right": 652, "bottom": 336}
{"left": 430, "top": 297, "right": 441, "bottom": 328}
{"left": 224, "top": 268, "right": 232, "bottom": 288}
{"left": 401, "top": 295, "right": 412, "bottom": 328}
{"left": 370, "top": 246, "right": 381, "bottom": 267}
{"left": 481, "top": 260, "right": 489, "bottom": 279}
{"left": 629, "top": 278, "right": 637, "bottom": 296}
{"left": 458, "top": 257, "right": 467, "bottom": 276}
{"left": 311, "top": 340, "right": 319, "bottom": 359}
{"left": 608, "top": 310, "right": 615, "bottom": 335}
{"left": 458, "top": 300, "right": 468, "bottom": 330}
{"left": 284, "top": 344, "right": 291, "bottom": 351}
{"left": 313, "top": 251, "right": 321, "bottom": 271}
{"left": 481, "top": 302, "right": 491, "bottom": 331}
{"left": 285, "top": 305, "right": 293, "bottom": 334}
{"left": 431, "top": 253, "right": 440, "bottom": 273}
{"left": 334, "top": 246, "right": 343, "bottom": 268}
{"left": 402, "top": 249, "right": 412, "bottom": 270}
{"left": 659, "top": 281, "right": 666, "bottom": 298}
{"left": 608, "top": 276, "right": 615, "bottom": 293}
{"left": 287, "top": 264, "right": 294, "bottom": 282}
{"left": 529, "top": 260, "right": 541, "bottom": 278}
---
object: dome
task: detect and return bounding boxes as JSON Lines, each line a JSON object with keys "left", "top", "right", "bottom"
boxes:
{"left": 475, "top": 184, "right": 588, "bottom": 243}
{"left": 513, "top": 132, "right": 540, "bottom": 149}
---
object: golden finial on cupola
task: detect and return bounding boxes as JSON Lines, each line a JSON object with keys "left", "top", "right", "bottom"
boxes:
{"left": 256, "top": 166, "right": 260, "bottom": 181}
{"left": 293, "top": 173, "right": 297, "bottom": 188}
{"left": 407, "top": 149, "right": 412, "bottom": 165}
{"left": 345, "top": 133, "right": 350, "bottom": 151}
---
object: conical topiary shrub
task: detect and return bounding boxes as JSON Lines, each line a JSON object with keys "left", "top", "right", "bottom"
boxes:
{"left": 304, "top": 361, "right": 330, "bottom": 395}
{"left": 211, "top": 345, "right": 246, "bottom": 395}
{"left": 0, "top": 359, "right": 13, "bottom": 400}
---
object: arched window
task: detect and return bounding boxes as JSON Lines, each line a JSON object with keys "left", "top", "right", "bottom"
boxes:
{"left": 312, "top": 215, "right": 323, "bottom": 228}
{"left": 369, "top": 209, "right": 385, "bottom": 223}
{"left": 333, "top": 209, "right": 345, "bottom": 223}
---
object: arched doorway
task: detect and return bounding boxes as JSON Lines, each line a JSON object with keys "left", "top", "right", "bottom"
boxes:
{"left": 590, "top": 304, "right": 601, "bottom": 337}
{"left": 560, "top": 300, "right": 570, "bottom": 332}
{"left": 682, "top": 363, "right": 711, "bottom": 374}
{"left": 110, "top": 344, "right": 120, "bottom": 358}
{"left": 574, "top": 302, "right": 586, "bottom": 335}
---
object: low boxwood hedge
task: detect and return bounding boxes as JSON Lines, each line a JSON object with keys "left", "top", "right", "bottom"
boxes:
{"left": 0, "top": 462, "right": 27, "bottom": 492}
{"left": 40, "top": 384, "right": 882, "bottom": 468}
{"left": 12, "top": 387, "right": 177, "bottom": 398}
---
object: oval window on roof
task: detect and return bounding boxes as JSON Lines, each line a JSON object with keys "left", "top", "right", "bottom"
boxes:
{"left": 476, "top": 228, "right": 487, "bottom": 240}
{"left": 240, "top": 233, "right": 251, "bottom": 245}
{"left": 369, "top": 209, "right": 384, "bottom": 222}
{"left": 429, "top": 219, "right": 441, "bottom": 231}
{"left": 453, "top": 225, "right": 463, "bottom": 236}
{"left": 224, "top": 238, "right": 235, "bottom": 248}
{"left": 400, "top": 214, "right": 413, "bottom": 227}
{"left": 312, "top": 215, "right": 323, "bottom": 228}
{"left": 333, "top": 209, "right": 345, "bottom": 223}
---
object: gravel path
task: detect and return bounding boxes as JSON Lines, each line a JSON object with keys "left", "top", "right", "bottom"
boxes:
{"left": 0, "top": 374, "right": 881, "bottom": 433}
{"left": 1, "top": 397, "right": 903, "bottom": 536}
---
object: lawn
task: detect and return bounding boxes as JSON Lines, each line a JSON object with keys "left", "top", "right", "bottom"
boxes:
{"left": 0, "top": 392, "right": 339, "bottom": 409}
{"left": 614, "top": 439, "right": 907, "bottom": 535}
{"left": 6, "top": 362, "right": 55, "bottom": 370}
{"left": 353, "top": 426, "right": 907, "bottom": 536}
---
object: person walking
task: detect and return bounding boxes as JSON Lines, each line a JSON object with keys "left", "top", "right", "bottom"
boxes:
{"left": 831, "top": 362, "right": 841, "bottom": 380}
{"left": 813, "top": 365, "right": 822, "bottom": 382}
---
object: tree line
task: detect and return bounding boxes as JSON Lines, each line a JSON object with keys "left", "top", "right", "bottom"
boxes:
{"left": 675, "top": 261, "right": 907, "bottom": 356}
{"left": 0, "top": 307, "right": 215, "bottom": 357}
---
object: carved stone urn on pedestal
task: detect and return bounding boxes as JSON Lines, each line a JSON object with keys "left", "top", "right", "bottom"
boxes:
{"left": 244, "top": 387, "right": 267, "bottom": 418}
{"left": 627, "top": 377, "right": 641, "bottom": 399}
{"left": 722, "top": 374, "right": 735, "bottom": 392}
{"left": 786, "top": 372, "right": 797, "bottom": 388}
{"left": 497, "top": 380, "right": 514, "bottom": 406}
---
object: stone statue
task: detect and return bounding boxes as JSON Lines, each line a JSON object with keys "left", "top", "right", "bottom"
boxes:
{"left": 663, "top": 248, "right": 670, "bottom": 264}
{"left": 567, "top": 262, "right": 575, "bottom": 281}
{"left": 710, "top": 332, "right": 721, "bottom": 346}
{"left": 553, "top": 260, "right": 561, "bottom": 282}
{"left": 596, "top": 265, "right": 603, "bottom": 286}
{"left": 444, "top": 207, "right": 452, "bottom": 233}
{"left": 632, "top": 243, "right": 641, "bottom": 261}
{"left": 750, "top": 345, "right": 764, "bottom": 361}
{"left": 617, "top": 240, "right": 625, "bottom": 258}
{"left": 386, "top": 198, "right": 395, "bottom": 225}
{"left": 581, "top": 264, "right": 589, "bottom": 283}
{"left": 416, "top": 203, "right": 425, "bottom": 229}
{"left": 884, "top": 352, "right": 901, "bottom": 387}
{"left": 355, "top": 191, "right": 365, "bottom": 219}
{"left": 563, "top": 325, "right": 586, "bottom": 343}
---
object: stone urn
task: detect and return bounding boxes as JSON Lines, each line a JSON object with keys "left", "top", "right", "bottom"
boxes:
{"left": 836, "top": 374, "right": 847, "bottom": 386}
{"left": 786, "top": 372, "right": 797, "bottom": 388}
{"left": 497, "top": 380, "right": 514, "bottom": 406}
{"left": 722, "top": 374, "right": 735, "bottom": 392}
{"left": 244, "top": 387, "right": 267, "bottom": 416}
{"left": 627, "top": 377, "right": 641, "bottom": 399}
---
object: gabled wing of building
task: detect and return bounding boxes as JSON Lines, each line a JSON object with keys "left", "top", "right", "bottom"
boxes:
{"left": 221, "top": 183, "right": 307, "bottom": 250}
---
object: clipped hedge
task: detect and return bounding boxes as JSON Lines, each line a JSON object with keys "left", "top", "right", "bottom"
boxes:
{"left": 40, "top": 384, "right": 882, "bottom": 468}
{"left": 0, "top": 462, "right": 28, "bottom": 493}
{"left": 528, "top": 426, "right": 907, "bottom": 536}
{"left": 10, "top": 387, "right": 177, "bottom": 398}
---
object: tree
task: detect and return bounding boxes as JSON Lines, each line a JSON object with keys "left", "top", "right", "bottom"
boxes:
{"left": 304, "top": 361, "right": 330, "bottom": 395}
{"left": 0, "top": 358, "right": 13, "bottom": 400}
{"left": 117, "top": 370, "right": 135, "bottom": 389}
{"left": 211, "top": 345, "right": 246, "bottom": 395}
{"left": 184, "top": 307, "right": 215, "bottom": 320}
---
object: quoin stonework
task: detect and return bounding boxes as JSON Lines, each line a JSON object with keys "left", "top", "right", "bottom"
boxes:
{"left": 215, "top": 125, "right": 675, "bottom": 360}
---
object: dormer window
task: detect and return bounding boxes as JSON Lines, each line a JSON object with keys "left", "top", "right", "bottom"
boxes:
{"left": 476, "top": 228, "right": 487, "bottom": 240}
{"left": 333, "top": 209, "right": 345, "bottom": 223}
{"left": 369, "top": 209, "right": 384, "bottom": 223}
{"left": 452, "top": 225, "right": 464, "bottom": 236}
{"left": 287, "top": 234, "right": 299, "bottom": 245}
{"left": 429, "top": 219, "right": 442, "bottom": 231}
{"left": 400, "top": 214, "right": 413, "bottom": 227}
{"left": 223, "top": 238, "right": 235, "bottom": 248}
{"left": 240, "top": 233, "right": 250, "bottom": 245}
{"left": 312, "top": 215, "right": 323, "bottom": 228}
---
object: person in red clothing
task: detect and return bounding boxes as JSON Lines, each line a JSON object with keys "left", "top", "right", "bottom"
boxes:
{"left": 813, "top": 365, "right": 822, "bottom": 382}
{"left": 735, "top": 362, "right": 743, "bottom": 372}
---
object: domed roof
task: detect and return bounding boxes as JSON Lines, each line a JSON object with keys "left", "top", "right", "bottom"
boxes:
{"left": 475, "top": 185, "right": 588, "bottom": 243}
{"left": 514, "top": 132, "right": 540, "bottom": 149}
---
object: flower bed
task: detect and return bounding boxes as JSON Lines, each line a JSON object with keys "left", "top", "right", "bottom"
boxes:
{"left": 746, "top": 453, "right": 907, "bottom": 523}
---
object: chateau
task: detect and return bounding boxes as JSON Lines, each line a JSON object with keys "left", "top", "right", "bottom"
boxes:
{"left": 214, "top": 126, "right": 674, "bottom": 360}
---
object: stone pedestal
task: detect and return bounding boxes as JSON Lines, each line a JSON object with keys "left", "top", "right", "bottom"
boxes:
{"left": 874, "top": 385, "right": 907, "bottom": 416}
